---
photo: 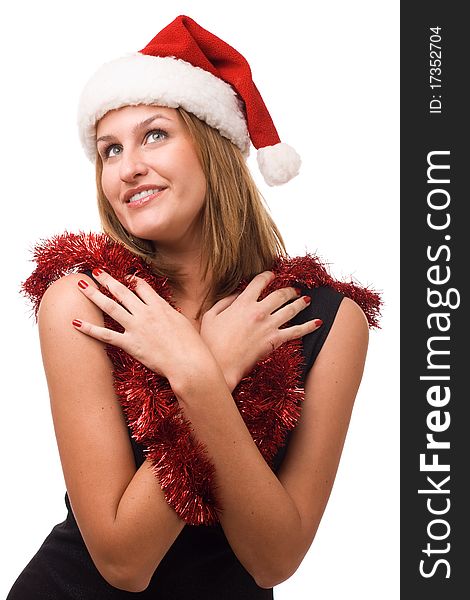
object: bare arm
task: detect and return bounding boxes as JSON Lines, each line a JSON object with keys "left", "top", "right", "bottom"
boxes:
{"left": 172, "top": 297, "right": 369, "bottom": 588}
{"left": 38, "top": 273, "right": 185, "bottom": 592}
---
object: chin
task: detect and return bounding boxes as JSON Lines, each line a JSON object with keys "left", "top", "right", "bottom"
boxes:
{"left": 124, "top": 222, "right": 164, "bottom": 243}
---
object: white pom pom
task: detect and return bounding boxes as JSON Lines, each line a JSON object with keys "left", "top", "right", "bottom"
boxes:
{"left": 256, "top": 143, "right": 301, "bottom": 186}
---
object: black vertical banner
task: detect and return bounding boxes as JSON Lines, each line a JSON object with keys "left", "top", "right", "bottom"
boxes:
{"left": 401, "top": 3, "right": 468, "bottom": 599}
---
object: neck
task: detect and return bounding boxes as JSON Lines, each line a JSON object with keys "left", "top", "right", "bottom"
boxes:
{"left": 155, "top": 245, "right": 213, "bottom": 314}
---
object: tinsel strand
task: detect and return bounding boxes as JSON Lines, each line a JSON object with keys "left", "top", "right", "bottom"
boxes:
{"left": 20, "top": 231, "right": 382, "bottom": 525}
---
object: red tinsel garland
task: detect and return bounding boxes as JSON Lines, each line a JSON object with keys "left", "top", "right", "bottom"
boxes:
{"left": 21, "top": 231, "right": 382, "bottom": 525}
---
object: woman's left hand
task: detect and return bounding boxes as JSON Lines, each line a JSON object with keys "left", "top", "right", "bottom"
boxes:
{"left": 200, "top": 271, "right": 322, "bottom": 391}
{"left": 72, "top": 269, "right": 210, "bottom": 380}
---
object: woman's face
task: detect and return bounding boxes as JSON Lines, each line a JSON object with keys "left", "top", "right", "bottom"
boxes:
{"left": 96, "top": 105, "right": 207, "bottom": 252}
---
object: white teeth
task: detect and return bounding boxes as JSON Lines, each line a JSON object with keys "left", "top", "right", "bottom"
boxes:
{"left": 128, "top": 188, "right": 163, "bottom": 203}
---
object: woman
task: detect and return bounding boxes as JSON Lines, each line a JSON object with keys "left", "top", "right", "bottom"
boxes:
{"left": 8, "top": 15, "right": 380, "bottom": 599}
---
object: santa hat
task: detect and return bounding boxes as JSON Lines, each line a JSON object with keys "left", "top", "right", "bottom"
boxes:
{"left": 77, "top": 15, "right": 301, "bottom": 186}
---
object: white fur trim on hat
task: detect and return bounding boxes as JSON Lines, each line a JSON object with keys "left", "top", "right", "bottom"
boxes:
{"left": 256, "top": 143, "right": 301, "bottom": 186}
{"left": 77, "top": 53, "right": 250, "bottom": 161}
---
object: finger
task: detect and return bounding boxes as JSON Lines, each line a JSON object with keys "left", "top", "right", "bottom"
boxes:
{"left": 277, "top": 318, "right": 323, "bottom": 344}
{"left": 239, "top": 271, "right": 276, "bottom": 302}
{"left": 77, "top": 278, "right": 132, "bottom": 326}
{"left": 124, "top": 274, "right": 163, "bottom": 306}
{"left": 270, "top": 294, "right": 313, "bottom": 328}
{"left": 259, "top": 286, "right": 302, "bottom": 314}
{"left": 71, "top": 318, "right": 126, "bottom": 346}
{"left": 91, "top": 268, "right": 143, "bottom": 314}
{"left": 209, "top": 292, "right": 240, "bottom": 315}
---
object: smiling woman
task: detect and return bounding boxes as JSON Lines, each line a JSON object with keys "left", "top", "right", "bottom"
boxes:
{"left": 96, "top": 106, "right": 207, "bottom": 253}
{"left": 7, "top": 14, "right": 381, "bottom": 600}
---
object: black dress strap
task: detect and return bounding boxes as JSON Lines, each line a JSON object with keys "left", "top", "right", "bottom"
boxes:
{"left": 292, "top": 285, "right": 344, "bottom": 378}
{"left": 82, "top": 268, "right": 100, "bottom": 286}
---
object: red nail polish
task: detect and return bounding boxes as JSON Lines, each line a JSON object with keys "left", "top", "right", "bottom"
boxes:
{"left": 72, "top": 319, "right": 82, "bottom": 327}
{"left": 92, "top": 268, "right": 103, "bottom": 277}
{"left": 78, "top": 279, "right": 88, "bottom": 289}
{"left": 294, "top": 287, "right": 302, "bottom": 296}
{"left": 315, "top": 319, "right": 323, "bottom": 327}
{"left": 302, "top": 295, "right": 311, "bottom": 304}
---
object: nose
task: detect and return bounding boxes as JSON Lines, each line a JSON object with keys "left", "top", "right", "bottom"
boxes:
{"left": 119, "top": 148, "right": 149, "bottom": 182}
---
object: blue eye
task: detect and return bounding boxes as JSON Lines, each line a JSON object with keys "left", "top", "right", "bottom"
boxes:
{"left": 145, "top": 129, "right": 167, "bottom": 144}
{"left": 104, "top": 144, "right": 122, "bottom": 159}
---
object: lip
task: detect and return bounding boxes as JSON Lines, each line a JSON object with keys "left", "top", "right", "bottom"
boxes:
{"left": 122, "top": 184, "right": 168, "bottom": 204}
{"left": 125, "top": 188, "right": 167, "bottom": 209}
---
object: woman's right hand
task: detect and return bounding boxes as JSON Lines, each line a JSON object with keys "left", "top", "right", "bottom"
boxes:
{"left": 199, "top": 271, "right": 323, "bottom": 391}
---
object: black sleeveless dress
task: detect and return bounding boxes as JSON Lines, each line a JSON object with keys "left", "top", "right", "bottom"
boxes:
{"left": 7, "top": 286, "right": 343, "bottom": 600}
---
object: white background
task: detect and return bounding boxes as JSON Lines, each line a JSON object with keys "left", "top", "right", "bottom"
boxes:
{"left": 0, "top": 1, "right": 399, "bottom": 597}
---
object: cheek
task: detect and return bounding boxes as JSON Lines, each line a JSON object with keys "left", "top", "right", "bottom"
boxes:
{"left": 179, "top": 153, "right": 206, "bottom": 199}
{"left": 100, "top": 169, "right": 115, "bottom": 200}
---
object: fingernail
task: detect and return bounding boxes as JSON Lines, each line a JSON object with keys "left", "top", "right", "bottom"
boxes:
{"left": 78, "top": 279, "right": 88, "bottom": 289}
{"left": 315, "top": 319, "right": 323, "bottom": 327}
{"left": 302, "top": 295, "right": 311, "bottom": 304}
{"left": 294, "top": 287, "right": 302, "bottom": 296}
{"left": 72, "top": 319, "right": 82, "bottom": 327}
{"left": 92, "top": 268, "right": 103, "bottom": 277}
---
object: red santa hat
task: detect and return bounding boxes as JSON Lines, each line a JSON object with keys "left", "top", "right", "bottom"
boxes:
{"left": 77, "top": 15, "right": 301, "bottom": 186}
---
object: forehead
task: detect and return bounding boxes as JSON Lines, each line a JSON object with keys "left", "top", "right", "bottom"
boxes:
{"left": 96, "top": 105, "right": 179, "bottom": 136}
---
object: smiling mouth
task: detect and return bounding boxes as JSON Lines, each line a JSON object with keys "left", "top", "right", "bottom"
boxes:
{"left": 127, "top": 187, "right": 166, "bottom": 203}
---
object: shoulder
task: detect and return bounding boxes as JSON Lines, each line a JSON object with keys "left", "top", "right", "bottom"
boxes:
{"left": 317, "top": 297, "right": 369, "bottom": 364}
{"left": 306, "top": 297, "right": 369, "bottom": 391}
{"left": 292, "top": 286, "right": 358, "bottom": 374}
{"left": 20, "top": 230, "right": 138, "bottom": 318}
{"left": 38, "top": 273, "right": 99, "bottom": 321}
{"left": 37, "top": 273, "right": 102, "bottom": 347}
{"left": 334, "top": 296, "right": 370, "bottom": 341}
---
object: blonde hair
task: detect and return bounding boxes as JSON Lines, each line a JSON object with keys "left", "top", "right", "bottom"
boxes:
{"left": 95, "top": 107, "right": 286, "bottom": 303}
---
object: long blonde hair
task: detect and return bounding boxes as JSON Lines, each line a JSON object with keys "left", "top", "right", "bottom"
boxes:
{"left": 95, "top": 107, "right": 286, "bottom": 302}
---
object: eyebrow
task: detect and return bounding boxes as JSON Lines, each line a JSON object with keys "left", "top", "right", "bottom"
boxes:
{"left": 96, "top": 113, "right": 173, "bottom": 144}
